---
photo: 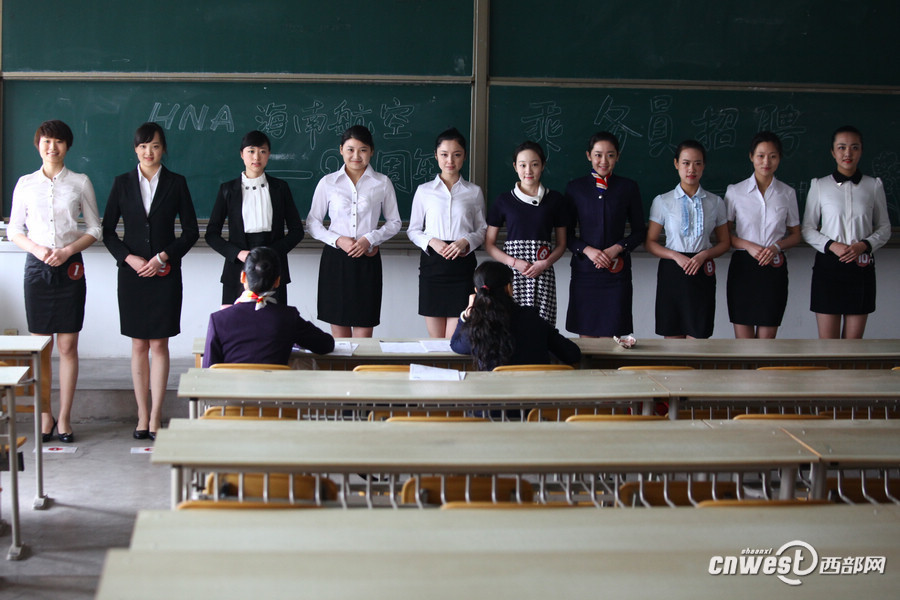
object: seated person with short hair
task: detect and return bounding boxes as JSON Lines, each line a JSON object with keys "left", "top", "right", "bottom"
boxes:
{"left": 202, "top": 246, "right": 334, "bottom": 367}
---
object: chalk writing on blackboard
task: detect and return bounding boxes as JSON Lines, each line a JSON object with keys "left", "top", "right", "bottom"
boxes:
{"left": 148, "top": 103, "right": 235, "bottom": 132}
{"left": 521, "top": 101, "right": 564, "bottom": 154}
{"left": 691, "top": 106, "right": 739, "bottom": 151}
{"left": 648, "top": 95, "right": 677, "bottom": 158}
{"left": 381, "top": 98, "right": 415, "bottom": 140}
{"left": 594, "top": 95, "right": 643, "bottom": 152}
{"left": 754, "top": 104, "right": 805, "bottom": 157}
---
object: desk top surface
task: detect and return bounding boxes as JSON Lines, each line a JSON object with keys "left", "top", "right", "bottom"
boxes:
{"left": 0, "top": 335, "right": 51, "bottom": 353}
{"left": 152, "top": 419, "right": 815, "bottom": 473}
{"left": 777, "top": 420, "right": 900, "bottom": 465}
{"left": 177, "top": 368, "right": 665, "bottom": 401}
{"left": 129, "top": 503, "right": 900, "bottom": 553}
{"left": 0, "top": 366, "right": 29, "bottom": 386}
{"left": 648, "top": 368, "right": 900, "bottom": 398}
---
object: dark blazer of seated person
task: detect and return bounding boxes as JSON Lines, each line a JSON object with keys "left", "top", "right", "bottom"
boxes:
{"left": 450, "top": 260, "right": 581, "bottom": 371}
{"left": 203, "top": 247, "right": 334, "bottom": 367}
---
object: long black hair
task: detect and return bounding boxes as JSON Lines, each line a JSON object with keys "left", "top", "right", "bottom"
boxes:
{"left": 463, "top": 261, "right": 516, "bottom": 371}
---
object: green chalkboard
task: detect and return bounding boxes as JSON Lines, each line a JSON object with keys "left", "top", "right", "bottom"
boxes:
{"left": 3, "top": 81, "right": 471, "bottom": 218}
{"left": 487, "top": 86, "right": 900, "bottom": 224}
{"left": 2, "top": 1, "right": 473, "bottom": 76}
{"left": 490, "top": 0, "right": 900, "bottom": 86}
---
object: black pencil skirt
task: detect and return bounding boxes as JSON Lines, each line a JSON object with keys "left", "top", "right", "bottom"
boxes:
{"left": 317, "top": 244, "right": 382, "bottom": 327}
{"left": 810, "top": 251, "right": 876, "bottom": 315}
{"left": 655, "top": 255, "right": 716, "bottom": 339}
{"left": 726, "top": 250, "right": 789, "bottom": 327}
{"left": 23, "top": 253, "right": 87, "bottom": 334}
{"left": 418, "top": 246, "right": 477, "bottom": 317}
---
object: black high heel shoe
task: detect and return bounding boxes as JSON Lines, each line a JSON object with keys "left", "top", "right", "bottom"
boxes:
{"left": 133, "top": 429, "right": 150, "bottom": 440}
{"left": 148, "top": 430, "right": 157, "bottom": 441}
{"left": 42, "top": 419, "right": 57, "bottom": 444}
{"left": 57, "top": 428, "right": 75, "bottom": 444}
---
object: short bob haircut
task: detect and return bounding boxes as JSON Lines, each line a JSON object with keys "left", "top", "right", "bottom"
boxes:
{"left": 241, "top": 130, "right": 271, "bottom": 151}
{"left": 341, "top": 125, "right": 375, "bottom": 151}
{"left": 133, "top": 122, "right": 167, "bottom": 151}
{"left": 34, "top": 119, "right": 74, "bottom": 149}
{"left": 243, "top": 246, "right": 281, "bottom": 294}
{"left": 512, "top": 140, "right": 546, "bottom": 165}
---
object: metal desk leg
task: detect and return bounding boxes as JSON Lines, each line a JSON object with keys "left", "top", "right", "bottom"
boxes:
{"left": 189, "top": 398, "right": 198, "bottom": 420}
{"left": 5, "top": 387, "right": 25, "bottom": 560}
{"left": 779, "top": 466, "right": 797, "bottom": 500}
{"left": 32, "top": 349, "right": 49, "bottom": 510}
{"left": 668, "top": 397, "right": 679, "bottom": 420}
{"left": 171, "top": 467, "right": 184, "bottom": 509}
{"left": 808, "top": 463, "right": 825, "bottom": 500}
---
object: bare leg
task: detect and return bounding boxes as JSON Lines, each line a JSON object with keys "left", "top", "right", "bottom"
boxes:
{"left": 665, "top": 335, "right": 687, "bottom": 340}
{"left": 38, "top": 333, "right": 54, "bottom": 433}
{"left": 443, "top": 319, "right": 458, "bottom": 338}
{"left": 331, "top": 325, "right": 353, "bottom": 338}
{"left": 148, "top": 338, "right": 170, "bottom": 433}
{"left": 815, "top": 313, "right": 842, "bottom": 339}
{"left": 756, "top": 326, "right": 779, "bottom": 339}
{"left": 732, "top": 324, "right": 757, "bottom": 339}
{"left": 841, "top": 314, "right": 868, "bottom": 339}
{"left": 131, "top": 338, "right": 151, "bottom": 431}
{"left": 425, "top": 316, "right": 450, "bottom": 338}
{"left": 55, "top": 332, "right": 79, "bottom": 434}
{"left": 352, "top": 327, "right": 374, "bottom": 338}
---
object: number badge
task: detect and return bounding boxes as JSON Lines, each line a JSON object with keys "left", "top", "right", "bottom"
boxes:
{"left": 704, "top": 259, "right": 716, "bottom": 276}
{"left": 856, "top": 253, "right": 872, "bottom": 267}
{"left": 607, "top": 257, "right": 624, "bottom": 273}
{"left": 536, "top": 245, "right": 551, "bottom": 261}
{"left": 771, "top": 252, "right": 784, "bottom": 268}
{"left": 157, "top": 263, "right": 172, "bottom": 277}
{"left": 67, "top": 262, "right": 85, "bottom": 280}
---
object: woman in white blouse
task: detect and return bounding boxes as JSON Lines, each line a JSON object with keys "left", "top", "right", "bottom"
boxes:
{"left": 306, "top": 125, "right": 401, "bottom": 338}
{"left": 645, "top": 140, "right": 730, "bottom": 339}
{"left": 205, "top": 130, "right": 304, "bottom": 307}
{"left": 8, "top": 120, "right": 101, "bottom": 443}
{"left": 724, "top": 131, "right": 801, "bottom": 339}
{"left": 407, "top": 127, "right": 487, "bottom": 338}
{"left": 801, "top": 125, "right": 891, "bottom": 339}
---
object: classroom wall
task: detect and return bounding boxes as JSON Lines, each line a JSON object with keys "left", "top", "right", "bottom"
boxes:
{"left": 2, "top": 240, "right": 899, "bottom": 359}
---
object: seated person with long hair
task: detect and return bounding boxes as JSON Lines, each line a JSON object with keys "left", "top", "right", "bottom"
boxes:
{"left": 203, "top": 246, "right": 334, "bottom": 367}
{"left": 450, "top": 261, "right": 581, "bottom": 371}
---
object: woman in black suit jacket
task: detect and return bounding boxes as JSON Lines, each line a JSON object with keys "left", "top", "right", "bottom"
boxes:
{"left": 102, "top": 122, "right": 198, "bottom": 440}
{"left": 205, "top": 130, "right": 303, "bottom": 306}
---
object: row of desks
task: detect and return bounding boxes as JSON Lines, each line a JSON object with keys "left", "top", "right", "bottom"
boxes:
{"left": 99, "top": 503, "right": 900, "bottom": 597}
{"left": 178, "top": 367, "right": 900, "bottom": 419}
{"left": 154, "top": 418, "right": 900, "bottom": 507}
{"left": 194, "top": 336, "right": 900, "bottom": 370}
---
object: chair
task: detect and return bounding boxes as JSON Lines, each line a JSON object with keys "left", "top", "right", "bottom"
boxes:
{"left": 368, "top": 409, "right": 468, "bottom": 421}
{"left": 826, "top": 474, "right": 900, "bottom": 504}
{"left": 177, "top": 499, "right": 323, "bottom": 510}
{"left": 385, "top": 416, "right": 488, "bottom": 423}
{"left": 204, "top": 472, "right": 338, "bottom": 503}
{"left": 566, "top": 414, "right": 666, "bottom": 422}
{"left": 757, "top": 366, "right": 829, "bottom": 370}
{"left": 440, "top": 501, "right": 585, "bottom": 509}
{"left": 733, "top": 414, "right": 828, "bottom": 420}
{"left": 697, "top": 499, "right": 830, "bottom": 508}
{"left": 208, "top": 363, "right": 290, "bottom": 370}
{"left": 617, "top": 365, "right": 694, "bottom": 371}
{"left": 201, "top": 405, "right": 303, "bottom": 419}
{"left": 352, "top": 364, "right": 410, "bottom": 372}
{"left": 619, "top": 480, "right": 739, "bottom": 507}
{"left": 526, "top": 407, "right": 616, "bottom": 422}
{"left": 493, "top": 364, "right": 574, "bottom": 372}
{"left": 400, "top": 476, "right": 534, "bottom": 506}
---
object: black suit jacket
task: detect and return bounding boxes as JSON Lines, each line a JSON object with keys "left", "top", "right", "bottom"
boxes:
{"left": 204, "top": 174, "right": 304, "bottom": 285}
{"left": 102, "top": 166, "right": 199, "bottom": 268}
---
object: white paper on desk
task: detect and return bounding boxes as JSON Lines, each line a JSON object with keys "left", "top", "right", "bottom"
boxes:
{"left": 420, "top": 339, "right": 453, "bottom": 352}
{"left": 295, "top": 341, "right": 357, "bottom": 356}
{"left": 409, "top": 363, "right": 465, "bottom": 381}
{"left": 380, "top": 341, "right": 426, "bottom": 353}
{"left": 130, "top": 446, "right": 154, "bottom": 454}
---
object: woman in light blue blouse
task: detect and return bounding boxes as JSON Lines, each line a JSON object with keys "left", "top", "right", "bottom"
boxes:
{"left": 645, "top": 140, "right": 730, "bottom": 339}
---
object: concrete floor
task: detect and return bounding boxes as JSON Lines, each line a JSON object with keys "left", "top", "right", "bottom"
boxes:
{"left": 0, "top": 357, "right": 195, "bottom": 599}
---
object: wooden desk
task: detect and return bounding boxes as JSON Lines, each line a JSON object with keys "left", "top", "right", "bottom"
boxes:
{"left": 0, "top": 335, "right": 52, "bottom": 509}
{"left": 177, "top": 368, "right": 667, "bottom": 419}
{"left": 153, "top": 419, "right": 816, "bottom": 507}
{"left": 578, "top": 337, "right": 900, "bottom": 369}
{"left": 101, "top": 505, "right": 900, "bottom": 598}
{"left": 0, "top": 366, "right": 28, "bottom": 559}
{"left": 648, "top": 369, "right": 900, "bottom": 419}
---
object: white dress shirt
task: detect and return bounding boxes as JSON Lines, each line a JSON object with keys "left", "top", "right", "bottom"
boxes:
{"left": 725, "top": 175, "right": 799, "bottom": 248}
{"left": 306, "top": 165, "right": 401, "bottom": 248}
{"left": 8, "top": 166, "right": 101, "bottom": 247}
{"left": 407, "top": 175, "right": 487, "bottom": 254}
{"left": 648, "top": 185, "right": 727, "bottom": 253}
{"left": 137, "top": 165, "right": 160, "bottom": 215}
{"left": 802, "top": 174, "right": 891, "bottom": 253}
{"left": 240, "top": 173, "right": 273, "bottom": 233}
